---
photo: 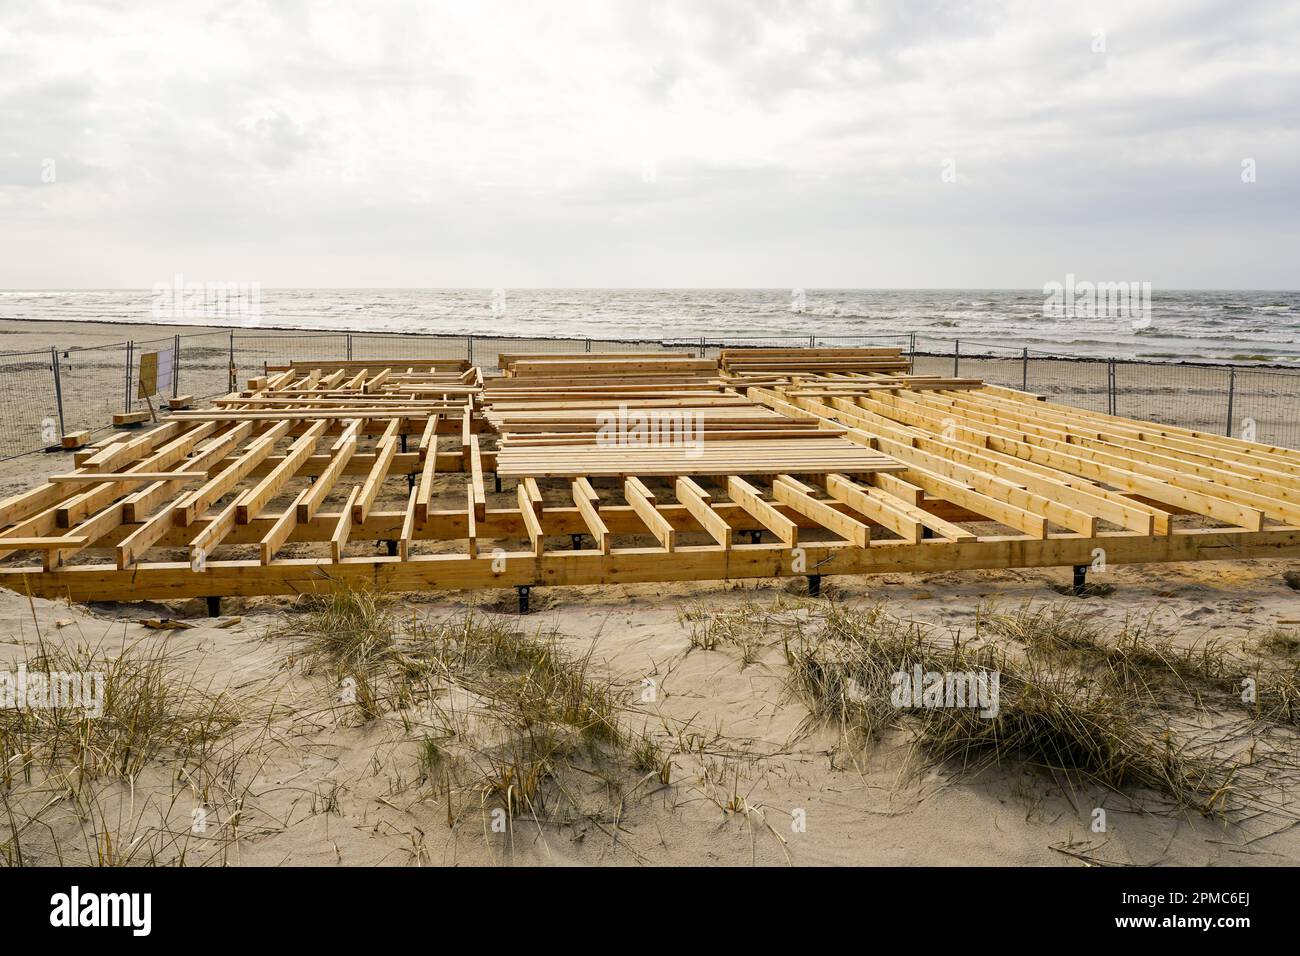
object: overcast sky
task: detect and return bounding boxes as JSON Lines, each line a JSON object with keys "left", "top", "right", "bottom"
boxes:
{"left": 0, "top": 0, "right": 1296, "bottom": 288}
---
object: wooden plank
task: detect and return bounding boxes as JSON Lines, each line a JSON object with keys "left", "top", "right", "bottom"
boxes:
{"left": 465, "top": 485, "right": 478, "bottom": 558}
{"left": 236, "top": 420, "right": 329, "bottom": 524}
{"left": 675, "top": 477, "right": 730, "bottom": 549}
{"left": 189, "top": 498, "right": 239, "bottom": 568}
{"left": 0, "top": 536, "right": 90, "bottom": 552}
{"left": 574, "top": 476, "right": 600, "bottom": 509}
{"left": 415, "top": 421, "right": 439, "bottom": 522}
{"left": 11, "top": 527, "right": 1300, "bottom": 603}
{"left": 727, "top": 476, "right": 798, "bottom": 547}
{"left": 824, "top": 474, "right": 922, "bottom": 544}
{"left": 172, "top": 421, "right": 290, "bottom": 526}
{"left": 518, "top": 482, "right": 544, "bottom": 555}
{"left": 399, "top": 486, "right": 417, "bottom": 561}
{"left": 297, "top": 433, "right": 357, "bottom": 521}
{"left": 261, "top": 489, "right": 309, "bottom": 564}
{"left": 50, "top": 472, "right": 203, "bottom": 483}
{"left": 331, "top": 487, "right": 358, "bottom": 562}
{"left": 573, "top": 480, "right": 610, "bottom": 553}
{"left": 417, "top": 413, "right": 440, "bottom": 456}
{"left": 522, "top": 477, "right": 543, "bottom": 516}
{"left": 625, "top": 478, "right": 674, "bottom": 550}
{"left": 469, "top": 435, "right": 486, "bottom": 521}
{"left": 83, "top": 422, "right": 182, "bottom": 472}
{"left": 772, "top": 476, "right": 870, "bottom": 547}
{"left": 352, "top": 436, "right": 398, "bottom": 523}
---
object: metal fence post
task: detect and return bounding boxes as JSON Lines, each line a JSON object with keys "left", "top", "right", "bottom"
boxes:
{"left": 953, "top": 339, "right": 960, "bottom": 377}
{"left": 908, "top": 332, "right": 916, "bottom": 361}
{"left": 1226, "top": 367, "right": 1236, "bottom": 437}
{"left": 50, "top": 346, "right": 65, "bottom": 438}
{"left": 1022, "top": 347, "right": 1028, "bottom": 391}
{"left": 228, "top": 330, "right": 236, "bottom": 392}
{"left": 467, "top": 334, "right": 474, "bottom": 365}
{"left": 347, "top": 333, "right": 353, "bottom": 361}
{"left": 1107, "top": 359, "right": 1116, "bottom": 415}
{"left": 586, "top": 338, "right": 592, "bottom": 353}
{"left": 173, "top": 333, "right": 181, "bottom": 397}
{"left": 809, "top": 334, "right": 816, "bottom": 348}
{"left": 124, "top": 341, "right": 134, "bottom": 413}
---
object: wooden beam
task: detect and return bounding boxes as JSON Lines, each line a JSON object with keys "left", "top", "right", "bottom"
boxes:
{"left": 625, "top": 477, "right": 675, "bottom": 550}
{"left": 573, "top": 480, "right": 611, "bottom": 553}
{"left": 331, "top": 487, "right": 358, "bottom": 562}
{"left": 518, "top": 482, "right": 544, "bottom": 555}
{"left": 727, "top": 476, "right": 797, "bottom": 546}
{"left": 675, "top": 477, "right": 730, "bottom": 549}
{"left": 772, "top": 475, "right": 870, "bottom": 547}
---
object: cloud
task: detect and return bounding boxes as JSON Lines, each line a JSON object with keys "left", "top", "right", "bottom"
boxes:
{"left": 0, "top": 0, "right": 1296, "bottom": 287}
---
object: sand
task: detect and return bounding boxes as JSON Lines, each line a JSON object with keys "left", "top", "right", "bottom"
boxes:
{"left": 2, "top": 319, "right": 1300, "bottom": 867}
{"left": 2, "top": 562, "right": 1299, "bottom": 866}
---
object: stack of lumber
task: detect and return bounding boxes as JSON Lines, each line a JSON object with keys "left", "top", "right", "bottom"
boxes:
{"left": 719, "top": 347, "right": 983, "bottom": 392}
{"left": 497, "top": 352, "right": 716, "bottom": 382}
{"left": 189, "top": 362, "right": 479, "bottom": 423}
{"left": 494, "top": 435, "right": 904, "bottom": 478}
{"left": 268, "top": 359, "right": 471, "bottom": 375}
{"left": 486, "top": 353, "right": 903, "bottom": 478}
{"left": 720, "top": 347, "right": 912, "bottom": 380}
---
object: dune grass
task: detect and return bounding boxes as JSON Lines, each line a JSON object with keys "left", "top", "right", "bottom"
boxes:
{"left": 783, "top": 600, "right": 1258, "bottom": 815}
{"left": 273, "top": 587, "right": 659, "bottom": 828}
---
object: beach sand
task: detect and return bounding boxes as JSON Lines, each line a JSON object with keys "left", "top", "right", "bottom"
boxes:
{"left": 2, "top": 318, "right": 1299, "bottom": 867}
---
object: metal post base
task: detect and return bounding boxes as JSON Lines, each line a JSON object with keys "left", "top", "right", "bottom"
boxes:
{"left": 206, "top": 595, "right": 221, "bottom": 617}
{"left": 807, "top": 574, "right": 822, "bottom": 597}
{"left": 1072, "top": 565, "right": 1087, "bottom": 596}
{"left": 517, "top": 585, "right": 530, "bottom": 615}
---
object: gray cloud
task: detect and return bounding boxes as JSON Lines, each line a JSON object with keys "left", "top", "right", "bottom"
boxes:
{"left": 0, "top": 0, "right": 1296, "bottom": 288}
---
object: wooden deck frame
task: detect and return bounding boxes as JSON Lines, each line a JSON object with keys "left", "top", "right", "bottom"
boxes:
{"left": 2, "top": 350, "right": 1299, "bottom": 603}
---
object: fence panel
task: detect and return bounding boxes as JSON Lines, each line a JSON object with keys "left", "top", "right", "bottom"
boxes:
{"left": 474, "top": 335, "right": 593, "bottom": 373}
{"left": 951, "top": 341, "right": 1025, "bottom": 390}
{"left": 910, "top": 336, "right": 957, "bottom": 380}
{"left": 177, "top": 330, "right": 235, "bottom": 400}
{"left": 700, "top": 335, "right": 813, "bottom": 360}
{"left": 1229, "top": 368, "right": 1300, "bottom": 449}
{"left": 351, "top": 332, "right": 469, "bottom": 363}
{"left": 56, "top": 342, "right": 132, "bottom": 439}
{"left": 1025, "top": 355, "right": 1112, "bottom": 413}
{"left": 231, "top": 333, "right": 349, "bottom": 382}
{"left": 1114, "top": 361, "right": 1232, "bottom": 434}
{"left": 812, "top": 333, "right": 913, "bottom": 351}
{"left": 0, "top": 350, "right": 61, "bottom": 459}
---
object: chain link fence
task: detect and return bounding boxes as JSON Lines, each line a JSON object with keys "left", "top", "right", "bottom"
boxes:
{"left": 0, "top": 349, "right": 62, "bottom": 459}
{"left": 0, "top": 327, "right": 1297, "bottom": 460}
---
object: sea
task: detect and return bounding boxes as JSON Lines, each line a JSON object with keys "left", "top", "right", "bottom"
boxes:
{"left": 2, "top": 288, "right": 1298, "bottom": 364}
